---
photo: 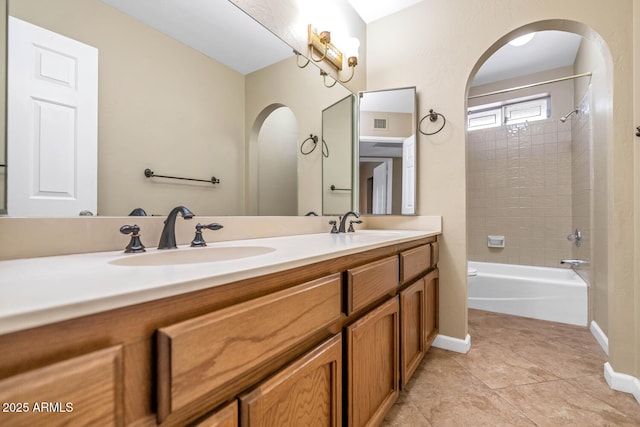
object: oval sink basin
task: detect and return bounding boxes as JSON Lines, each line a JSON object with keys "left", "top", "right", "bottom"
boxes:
{"left": 109, "top": 246, "right": 276, "bottom": 267}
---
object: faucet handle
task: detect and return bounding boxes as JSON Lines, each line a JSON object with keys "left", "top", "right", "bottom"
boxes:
{"left": 329, "top": 220, "right": 338, "bottom": 234}
{"left": 191, "top": 223, "right": 223, "bottom": 247}
{"left": 120, "top": 224, "right": 146, "bottom": 253}
{"left": 348, "top": 219, "right": 363, "bottom": 233}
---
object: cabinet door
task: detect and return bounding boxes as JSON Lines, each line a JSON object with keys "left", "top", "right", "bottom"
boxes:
{"left": 346, "top": 297, "right": 399, "bottom": 427}
{"left": 239, "top": 334, "right": 342, "bottom": 427}
{"left": 400, "top": 278, "right": 425, "bottom": 388}
{"left": 194, "top": 401, "right": 238, "bottom": 427}
{"left": 0, "top": 346, "right": 123, "bottom": 427}
{"left": 425, "top": 269, "right": 439, "bottom": 348}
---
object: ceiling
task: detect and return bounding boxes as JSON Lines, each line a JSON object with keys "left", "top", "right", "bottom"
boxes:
{"left": 101, "top": 0, "right": 293, "bottom": 75}
{"left": 471, "top": 31, "right": 583, "bottom": 86}
{"left": 102, "top": 1, "right": 583, "bottom": 88}
{"left": 346, "top": 1, "right": 583, "bottom": 87}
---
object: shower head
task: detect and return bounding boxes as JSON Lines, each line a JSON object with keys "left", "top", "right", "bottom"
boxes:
{"left": 560, "top": 108, "right": 580, "bottom": 123}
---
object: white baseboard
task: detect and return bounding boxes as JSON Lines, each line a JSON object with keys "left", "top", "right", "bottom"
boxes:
{"left": 590, "top": 320, "right": 609, "bottom": 355}
{"left": 432, "top": 333, "right": 471, "bottom": 354}
{"left": 604, "top": 363, "right": 640, "bottom": 405}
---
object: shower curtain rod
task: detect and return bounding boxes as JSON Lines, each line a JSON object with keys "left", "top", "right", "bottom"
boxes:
{"left": 468, "top": 72, "right": 592, "bottom": 100}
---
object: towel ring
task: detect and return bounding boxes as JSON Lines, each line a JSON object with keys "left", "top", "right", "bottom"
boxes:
{"left": 418, "top": 109, "right": 446, "bottom": 135}
{"left": 300, "top": 134, "right": 319, "bottom": 155}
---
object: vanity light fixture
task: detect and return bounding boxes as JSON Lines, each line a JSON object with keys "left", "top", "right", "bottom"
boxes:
{"left": 301, "top": 24, "right": 359, "bottom": 87}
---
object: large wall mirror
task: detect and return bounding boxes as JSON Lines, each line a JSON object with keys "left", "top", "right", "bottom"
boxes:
{"left": 358, "top": 87, "right": 416, "bottom": 215}
{"left": 1, "top": 0, "right": 354, "bottom": 217}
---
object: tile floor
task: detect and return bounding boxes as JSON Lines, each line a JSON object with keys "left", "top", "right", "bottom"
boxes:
{"left": 382, "top": 309, "right": 640, "bottom": 426}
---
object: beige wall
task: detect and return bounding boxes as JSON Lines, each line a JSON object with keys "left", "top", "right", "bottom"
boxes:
{"left": 244, "top": 56, "right": 353, "bottom": 216}
{"left": 633, "top": 0, "right": 640, "bottom": 384}
{"left": 360, "top": 111, "right": 412, "bottom": 137}
{"left": 10, "top": 0, "right": 246, "bottom": 217}
{"left": 0, "top": 0, "right": 5, "bottom": 214}
{"left": 365, "top": 0, "right": 637, "bottom": 376}
{"left": 574, "top": 37, "right": 610, "bottom": 336}
{"left": 237, "top": 0, "right": 638, "bottom": 378}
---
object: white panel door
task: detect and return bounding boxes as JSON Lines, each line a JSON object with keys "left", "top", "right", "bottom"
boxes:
{"left": 402, "top": 134, "right": 416, "bottom": 214}
{"left": 372, "top": 162, "right": 388, "bottom": 215}
{"left": 8, "top": 17, "right": 98, "bottom": 216}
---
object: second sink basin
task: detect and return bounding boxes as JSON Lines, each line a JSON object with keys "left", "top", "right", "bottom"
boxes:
{"left": 109, "top": 246, "right": 276, "bottom": 267}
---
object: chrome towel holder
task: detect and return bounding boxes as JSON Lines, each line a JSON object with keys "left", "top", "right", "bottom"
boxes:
{"left": 144, "top": 168, "right": 220, "bottom": 184}
{"left": 418, "top": 109, "right": 446, "bottom": 135}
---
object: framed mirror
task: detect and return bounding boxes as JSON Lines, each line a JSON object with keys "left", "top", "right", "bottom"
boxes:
{"left": 322, "top": 95, "right": 355, "bottom": 215}
{"left": 2, "top": 0, "right": 354, "bottom": 217}
{"left": 358, "top": 87, "right": 416, "bottom": 215}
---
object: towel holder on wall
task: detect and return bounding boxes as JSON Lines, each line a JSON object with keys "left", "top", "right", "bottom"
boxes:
{"left": 144, "top": 168, "right": 220, "bottom": 184}
{"left": 418, "top": 109, "right": 446, "bottom": 135}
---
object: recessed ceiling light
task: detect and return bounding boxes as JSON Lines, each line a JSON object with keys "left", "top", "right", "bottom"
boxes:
{"left": 509, "top": 33, "right": 535, "bottom": 47}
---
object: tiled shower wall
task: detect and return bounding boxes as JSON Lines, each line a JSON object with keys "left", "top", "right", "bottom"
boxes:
{"left": 467, "top": 120, "right": 574, "bottom": 267}
{"left": 571, "top": 91, "right": 593, "bottom": 284}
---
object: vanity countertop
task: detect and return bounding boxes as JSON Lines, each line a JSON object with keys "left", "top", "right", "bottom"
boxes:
{"left": 0, "top": 229, "right": 438, "bottom": 335}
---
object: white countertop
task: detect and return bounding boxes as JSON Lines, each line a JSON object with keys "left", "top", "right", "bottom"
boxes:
{"left": 0, "top": 230, "right": 436, "bottom": 335}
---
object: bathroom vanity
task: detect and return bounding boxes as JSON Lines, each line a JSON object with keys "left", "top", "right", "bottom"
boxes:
{"left": 0, "top": 230, "right": 439, "bottom": 426}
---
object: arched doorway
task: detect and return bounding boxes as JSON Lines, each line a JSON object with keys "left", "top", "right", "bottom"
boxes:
{"left": 465, "top": 20, "right": 613, "bottom": 338}
{"left": 250, "top": 105, "right": 299, "bottom": 215}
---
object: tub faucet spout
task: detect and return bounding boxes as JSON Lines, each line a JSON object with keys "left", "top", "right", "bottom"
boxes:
{"left": 158, "top": 206, "right": 194, "bottom": 249}
{"left": 561, "top": 259, "right": 589, "bottom": 267}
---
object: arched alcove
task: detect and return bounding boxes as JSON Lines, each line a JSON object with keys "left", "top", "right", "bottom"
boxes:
{"left": 247, "top": 104, "right": 299, "bottom": 215}
{"left": 464, "top": 19, "right": 614, "bottom": 337}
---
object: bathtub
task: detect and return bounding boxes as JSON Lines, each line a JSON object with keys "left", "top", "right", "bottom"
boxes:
{"left": 468, "top": 261, "right": 588, "bottom": 326}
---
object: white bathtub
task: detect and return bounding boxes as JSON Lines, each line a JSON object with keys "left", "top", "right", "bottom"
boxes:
{"left": 468, "top": 261, "right": 588, "bottom": 326}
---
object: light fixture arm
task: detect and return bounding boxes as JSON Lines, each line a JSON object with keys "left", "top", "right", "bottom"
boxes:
{"left": 293, "top": 49, "right": 310, "bottom": 68}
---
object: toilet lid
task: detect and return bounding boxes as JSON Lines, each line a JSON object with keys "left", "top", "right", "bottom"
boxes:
{"left": 467, "top": 267, "right": 478, "bottom": 277}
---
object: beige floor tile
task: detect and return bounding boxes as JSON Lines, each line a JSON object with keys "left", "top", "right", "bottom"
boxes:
{"left": 568, "top": 374, "right": 640, "bottom": 424}
{"left": 496, "top": 379, "right": 637, "bottom": 426}
{"left": 413, "top": 390, "right": 537, "bottom": 427}
{"left": 383, "top": 401, "right": 432, "bottom": 426}
{"left": 452, "top": 341, "right": 558, "bottom": 389}
{"left": 381, "top": 310, "right": 640, "bottom": 427}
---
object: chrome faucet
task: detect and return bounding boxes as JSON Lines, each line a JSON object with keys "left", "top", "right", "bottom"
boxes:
{"left": 158, "top": 206, "right": 194, "bottom": 249}
{"left": 337, "top": 211, "right": 360, "bottom": 233}
{"left": 561, "top": 259, "right": 590, "bottom": 267}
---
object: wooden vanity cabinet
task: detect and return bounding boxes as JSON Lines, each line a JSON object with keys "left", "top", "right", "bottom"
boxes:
{"left": 239, "top": 334, "right": 342, "bottom": 427}
{"left": 346, "top": 297, "right": 400, "bottom": 427}
{"left": 0, "top": 345, "right": 124, "bottom": 427}
{"left": 0, "top": 235, "right": 439, "bottom": 427}
{"left": 157, "top": 274, "right": 342, "bottom": 424}
{"left": 424, "top": 268, "right": 439, "bottom": 348}
{"left": 399, "top": 278, "right": 426, "bottom": 388}
{"left": 398, "top": 243, "right": 439, "bottom": 388}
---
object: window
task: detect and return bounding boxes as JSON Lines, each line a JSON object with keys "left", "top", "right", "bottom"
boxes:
{"left": 467, "top": 96, "right": 550, "bottom": 130}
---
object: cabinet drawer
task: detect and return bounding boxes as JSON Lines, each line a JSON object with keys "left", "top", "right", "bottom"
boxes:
{"left": 0, "top": 346, "right": 124, "bottom": 427}
{"left": 346, "top": 256, "right": 399, "bottom": 315}
{"left": 157, "top": 274, "right": 342, "bottom": 422}
{"left": 431, "top": 241, "right": 439, "bottom": 267}
{"left": 399, "top": 244, "right": 431, "bottom": 284}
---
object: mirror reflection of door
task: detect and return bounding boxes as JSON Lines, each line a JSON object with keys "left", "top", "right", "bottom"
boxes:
{"left": 257, "top": 106, "right": 298, "bottom": 215}
{"left": 358, "top": 87, "right": 416, "bottom": 215}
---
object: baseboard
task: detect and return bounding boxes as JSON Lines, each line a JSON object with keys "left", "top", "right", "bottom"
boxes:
{"left": 604, "top": 362, "right": 640, "bottom": 405}
{"left": 432, "top": 333, "right": 471, "bottom": 354}
{"left": 590, "top": 320, "right": 609, "bottom": 355}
